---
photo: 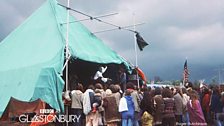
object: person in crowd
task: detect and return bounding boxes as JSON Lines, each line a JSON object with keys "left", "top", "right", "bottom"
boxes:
{"left": 201, "top": 88, "right": 211, "bottom": 124}
{"left": 114, "top": 84, "right": 123, "bottom": 96}
{"left": 162, "top": 88, "right": 176, "bottom": 126}
{"left": 94, "top": 83, "right": 106, "bottom": 126}
{"left": 185, "top": 82, "right": 193, "bottom": 91}
{"left": 94, "top": 66, "right": 112, "bottom": 84}
{"left": 187, "top": 90, "right": 206, "bottom": 126}
{"left": 173, "top": 87, "right": 184, "bottom": 125}
{"left": 111, "top": 84, "right": 122, "bottom": 126}
{"left": 70, "top": 83, "right": 84, "bottom": 126}
{"left": 210, "top": 86, "right": 223, "bottom": 126}
{"left": 217, "top": 92, "right": 224, "bottom": 126}
{"left": 83, "top": 85, "right": 99, "bottom": 126}
{"left": 140, "top": 88, "right": 155, "bottom": 126}
{"left": 153, "top": 87, "right": 164, "bottom": 126}
{"left": 182, "top": 88, "right": 190, "bottom": 126}
{"left": 112, "top": 84, "right": 122, "bottom": 109}
{"left": 127, "top": 82, "right": 141, "bottom": 126}
{"left": 119, "top": 89, "right": 135, "bottom": 126}
{"left": 92, "top": 90, "right": 102, "bottom": 113}
{"left": 119, "top": 67, "right": 127, "bottom": 91}
{"left": 103, "top": 87, "right": 121, "bottom": 126}
{"left": 170, "top": 88, "right": 175, "bottom": 95}
{"left": 139, "top": 86, "right": 148, "bottom": 101}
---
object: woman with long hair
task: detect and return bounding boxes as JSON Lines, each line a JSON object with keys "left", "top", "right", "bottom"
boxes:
{"left": 187, "top": 90, "right": 206, "bottom": 126}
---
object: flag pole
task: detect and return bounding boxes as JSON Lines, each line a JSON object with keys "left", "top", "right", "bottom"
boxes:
{"left": 133, "top": 13, "right": 140, "bottom": 89}
{"left": 65, "top": 0, "right": 70, "bottom": 126}
{"left": 183, "top": 57, "right": 187, "bottom": 87}
{"left": 182, "top": 74, "right": 185, "bottom": 87}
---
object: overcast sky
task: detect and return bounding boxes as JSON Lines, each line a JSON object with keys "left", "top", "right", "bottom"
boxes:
{"left": 1, "top": 0, "right": 224, "bottom": 82}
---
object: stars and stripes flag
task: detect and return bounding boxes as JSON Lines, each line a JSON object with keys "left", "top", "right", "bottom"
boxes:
{"left": 183, "top": 60, "right": 189, "bottom": 85}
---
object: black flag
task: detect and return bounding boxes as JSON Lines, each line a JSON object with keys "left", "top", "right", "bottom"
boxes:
{"left": 136, "top": 32, "right": 149, "bottom": 51}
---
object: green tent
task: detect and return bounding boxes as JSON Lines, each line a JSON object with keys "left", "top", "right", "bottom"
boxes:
{"left": 0, "top": 0, "right": 130, "bottom": 116}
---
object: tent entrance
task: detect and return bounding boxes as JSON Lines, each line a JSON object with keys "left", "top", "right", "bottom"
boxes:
{"left": 62, "top": 59, "right": 125, "bottom": 91}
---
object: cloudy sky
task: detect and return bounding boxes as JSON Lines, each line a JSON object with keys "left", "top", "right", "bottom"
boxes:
{"left": 1, "top": 0, "right": 224, "bottom": 83}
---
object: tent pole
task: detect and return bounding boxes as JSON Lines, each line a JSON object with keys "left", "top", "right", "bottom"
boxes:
{"left": 133, "top": 13, "right": 140, "bottom": 89}
{"left": 66, "top": 0, "right": 70, "bottom": 91}
{"left": 65, "top": 0, "right": 70, "bottom": 126}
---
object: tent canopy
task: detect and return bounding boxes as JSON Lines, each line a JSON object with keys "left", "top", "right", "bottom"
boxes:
{"left": 0, "top": 0, "right": 130, "bottom": 116}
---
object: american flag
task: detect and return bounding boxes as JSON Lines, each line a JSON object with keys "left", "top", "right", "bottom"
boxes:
{"left": 183, "top": 60, "right": 189, "bottom": 85}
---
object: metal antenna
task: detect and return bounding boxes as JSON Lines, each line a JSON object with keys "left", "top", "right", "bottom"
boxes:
{"left": 61, "top": 12, "right": 119, "bottom": 24}
{"left": 92, "top": 23, "right": 145, "bottom": 34}
{"left": 58, "top": 3, "right": 140, "bottom": 33}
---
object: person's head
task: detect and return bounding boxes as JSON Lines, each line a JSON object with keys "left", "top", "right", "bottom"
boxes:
{"left": 75, "top": 83, "right": 84, "bottom": 92}
{"left": 147, "top": 86, "right": 151, "bottom": 91}
{"left": 125, "top": 89, "right": 132, "bottom": 96}
{"left": 203, "top": 88, "right": 209, "bottom": 94}
{"left": 98, "top": 66, "right": 103, "bottom": 72}
{"left": 175, "top": 87, "right": 183, "bottom": 96}
{"left": 95, "top": 90, "right": 101, "bottom": 94}
{"left": 126, "top": 82, "right": 135, "bottom": 89}
{"left": 88, "top": 84, "right": 95, "bottom": 90}
{"left": 108, "top": 84, "right": 116, "bottom": 93}
{"left": 105, "top": 89, "right": 112, "bottom": 95}
{"left": 114, "top": 84, "right": 121, "bottom": 93}
{"left": 142, "top": 91, "right": 153, "bottom": 104}
{"left": 209, "top": 85, "right": 214, "bottom": 90}
{"left": 187, "top": 82, "right": 193, "bottom": 88}
{"left": 181, "top": 87, "right": 187, "bottom": 94}
{"left": 95, "top": 83, "right": 103, "bottom": 89}
{"left": 162, "top": 88, "right": 173, "bottom": 98}
{"left": 134, "top": 85, "right": 138, "bottom": 91}
{"left": 141, "top": 86, "right": 148, "bottom": 92}
{"left": 119, "top": 66, "right": 125, "bottom": 73}
{"left": 213, "top": 85, "right": 220, "bottom": 95}
{"left": 154, "top": 87, "right": 162, "bottom": 95}
{"left": 188, "top": 90, "right": 199, "bottom": 100}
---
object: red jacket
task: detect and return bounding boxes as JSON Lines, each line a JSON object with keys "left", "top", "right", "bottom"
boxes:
{"left": 202, "top": 94, "right": 210, "bottom": 112}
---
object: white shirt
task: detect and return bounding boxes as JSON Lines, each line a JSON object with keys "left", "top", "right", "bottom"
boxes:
{"left": 93, "top": 66, "right": 108, "bottom": 82}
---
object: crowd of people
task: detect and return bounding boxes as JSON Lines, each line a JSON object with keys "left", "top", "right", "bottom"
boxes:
{"left": 64, "top": 82, "right": 224, "bottom": 126}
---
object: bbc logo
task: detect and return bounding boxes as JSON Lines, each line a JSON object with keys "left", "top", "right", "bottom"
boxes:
{"left": 40, "top": 109, "right": 54, "bottom": 114}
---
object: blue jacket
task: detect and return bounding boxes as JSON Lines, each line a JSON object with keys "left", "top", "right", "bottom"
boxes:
{"left": 121, "top": 96, "right": 135, "bottom": 119}
{"left": 210, "top": 94, "right": 223, "bottom": 113}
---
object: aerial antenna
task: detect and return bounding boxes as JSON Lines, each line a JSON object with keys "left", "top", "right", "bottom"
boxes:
{"left": 92, "top": 23, "right": 145, "bottom": 34}
{"left": 60, "top": 12, "right": 118, "bottom": 25}
{"left": 58, "top": 3, "right": 142, "bottom": 33}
